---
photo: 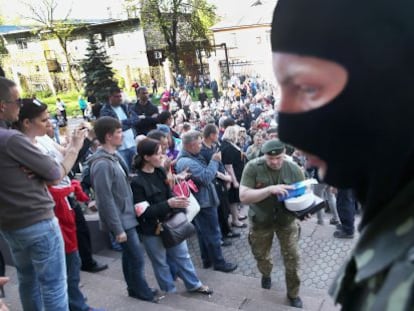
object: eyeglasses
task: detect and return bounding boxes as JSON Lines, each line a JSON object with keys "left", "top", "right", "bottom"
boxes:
{"left": 4, "top": 98, "right": 22, "bottom": 106}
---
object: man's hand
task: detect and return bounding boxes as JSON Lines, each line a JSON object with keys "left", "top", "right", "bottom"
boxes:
{"left": 301, "top": 214, "right": 312, "bottom": 221}
{"left": 0, "top": 277, "right": 9, "bottom": 311}
{"left": 20, "top": 166, "right": 36, "bottom": 179}
{"left": 0, "top": 299, "right": 9, "bottom": 311}
{"left": 69, "top": 128, "right": 88, "bottom": 151}
{"left": 176, "top": 167, "right": 191, "bottom": 180}
{"left": 116, "top": 232, "right": 127, "bottom": 243}
{"left": 212, "top": 151, "right": 221, "bottom": 162}
{"left": 267, "top": 184, "right": 294, "bottom": 197}
{"left": 0, "top": 277, "right": 9, "bottom": 287}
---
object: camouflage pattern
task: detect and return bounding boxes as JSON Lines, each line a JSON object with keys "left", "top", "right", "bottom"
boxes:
{"left": 249, "top": 219, "right": 301, "bottom": 298}
{"left": 329, "top": 179, "right": 414, "bottom": 311}
{"left": 240, "top": 156, "right": 304, "bottom": 298}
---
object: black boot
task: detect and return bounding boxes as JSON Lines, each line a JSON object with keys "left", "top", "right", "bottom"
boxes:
{"left": 261, "top": 276, "right": 271, "bottom": 289}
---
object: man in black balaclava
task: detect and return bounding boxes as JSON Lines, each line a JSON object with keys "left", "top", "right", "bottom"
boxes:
{"left": 271, "top": 1, "right": 414, "bottom": 310}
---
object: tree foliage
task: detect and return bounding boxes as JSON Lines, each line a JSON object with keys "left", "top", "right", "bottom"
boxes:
{"left": 23, "top": 0, "right": 80, "bottom": 91}
{"left": 139, "top": 0, "right": 216, "bottom": 74}
{"left": 81, "top": 35, "right": 118, "bottom": 103}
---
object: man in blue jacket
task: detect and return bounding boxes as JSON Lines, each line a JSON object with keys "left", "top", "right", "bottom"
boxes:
{"left": 100, "top": 86, "right": 138, "bottom": 169}
{"left": 176, "top": 130, "right": 237, "bottom": 273}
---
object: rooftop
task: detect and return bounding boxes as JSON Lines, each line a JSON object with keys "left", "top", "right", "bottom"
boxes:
{"left": 211, "top": 0, "right": 277, "bottom": 31}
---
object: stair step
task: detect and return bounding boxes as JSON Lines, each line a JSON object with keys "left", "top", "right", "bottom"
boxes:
{"left": 4, "top": 250, "right": 340, "bottom": 311}
{"left": 86, "top": 253, "right": 338, "bottom": 311}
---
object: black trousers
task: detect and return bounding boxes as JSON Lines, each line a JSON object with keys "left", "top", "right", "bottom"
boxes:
{"left": 214, "top": 179, "right": 231, "bottom": 237}
{"left": 336, "top": 189, "right": 357, "bottom": 235}
{"left": 68, "top": 197, "right": 96, "bottom": 269}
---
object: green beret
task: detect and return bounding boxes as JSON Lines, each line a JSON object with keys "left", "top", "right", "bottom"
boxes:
{"left": 261, "top": 140, "right": 285, "bottom": 155}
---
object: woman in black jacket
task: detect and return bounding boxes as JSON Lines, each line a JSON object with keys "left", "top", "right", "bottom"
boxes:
{"left": 131, "top": 138, "right": 212, "bottom": 295}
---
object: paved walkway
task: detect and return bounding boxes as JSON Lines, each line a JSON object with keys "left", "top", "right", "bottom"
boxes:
{"left": 185, "top": 206, "right": 358, "bottom": 291}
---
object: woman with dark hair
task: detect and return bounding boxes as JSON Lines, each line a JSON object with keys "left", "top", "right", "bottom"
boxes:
{"left": 131, "top": 138, "right": 212, "bottom": 295}
{"left": 16, "top": 99, "right": 101, "bottom": 311}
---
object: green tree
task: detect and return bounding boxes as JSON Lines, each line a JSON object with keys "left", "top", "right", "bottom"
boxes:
{"left": 23, "top": 0, "right": 80, "bottom": 91}
{"left": 139, "top": 0, "right": 216, "bottom": 74}
{"left": 81, "top": 35, "right": 118, "bottom": 102}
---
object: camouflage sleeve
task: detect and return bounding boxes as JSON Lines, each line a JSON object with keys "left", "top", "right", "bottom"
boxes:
{"left": 240, "top": 160, "right": 257, "bottom": 188}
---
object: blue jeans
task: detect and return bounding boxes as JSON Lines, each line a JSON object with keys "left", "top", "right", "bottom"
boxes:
{"left": 193, "top": 207, "right": 226, "bottom": 268}
{"left": 120, "top": 228, "right": 154, "bottom": 301}
{"left": 66, "top": 251, "right": 89, "bottom": 311}
{"left": 141, "top": 235, "right": 202, "bottom": 293}
{"left": 0, "top": 218, "right": 68, "bottom": 311}
{"left": 118, "top": 147, "right": 136, "bottom": 170}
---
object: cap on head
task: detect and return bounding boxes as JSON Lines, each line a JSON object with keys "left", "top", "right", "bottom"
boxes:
{"left": 261, "top": 139, "right": 285, "bottom": 155}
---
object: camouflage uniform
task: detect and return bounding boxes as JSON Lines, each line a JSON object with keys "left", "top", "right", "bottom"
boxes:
{"left": 240, "top": 156, "right": 304, "bottom": 298}
{"left": 330, "top": 180, "right": 414, "bottom": 311}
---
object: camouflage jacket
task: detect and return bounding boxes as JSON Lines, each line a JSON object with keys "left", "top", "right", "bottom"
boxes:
{"left": 329, "top": 179, "right": 414, "bottom": 311}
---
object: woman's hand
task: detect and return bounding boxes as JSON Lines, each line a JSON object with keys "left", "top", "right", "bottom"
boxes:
{"left": 168, "top": 196, "right": 189, "bottom": 208}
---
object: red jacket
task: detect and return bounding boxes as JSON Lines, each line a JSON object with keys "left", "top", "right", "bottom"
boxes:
{"left": 48, "top": 180, "right": 89, "bottom": 253}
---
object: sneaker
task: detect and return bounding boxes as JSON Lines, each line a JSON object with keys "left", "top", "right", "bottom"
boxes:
{"left": 333, "top": 230, "right": 354, "bottom": 239}
{"left": 287, "top": 296, "right": 303, "bottom": 308}
{"left": 261, "top": 276, "right": 271, "bottom": 289}
{"left": 214, "top": 262, "right": 238, "bottom": 273}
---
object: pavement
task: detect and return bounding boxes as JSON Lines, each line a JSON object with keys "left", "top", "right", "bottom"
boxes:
{"left": 186, "top": 205, "right": 358, "bottom": 291}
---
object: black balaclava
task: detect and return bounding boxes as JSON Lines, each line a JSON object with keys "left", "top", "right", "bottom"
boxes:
{"left": 271, "top": 0, "right": 414, "bottom": 228}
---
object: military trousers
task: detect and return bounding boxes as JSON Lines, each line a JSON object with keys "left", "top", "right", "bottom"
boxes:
{"left": 248, "top": 220, "right": 300, "bottom": 298}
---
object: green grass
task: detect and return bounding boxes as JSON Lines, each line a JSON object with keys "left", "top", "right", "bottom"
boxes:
{"left": 38, "top": 91, "right": 82, "bottom": 117}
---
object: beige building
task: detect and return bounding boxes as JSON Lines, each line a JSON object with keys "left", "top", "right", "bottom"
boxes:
{"left": 210, "top": 0, "right": 277, "bottom": 82}
{"left": 0, "top": 18, "right": 151, "bottom": 95}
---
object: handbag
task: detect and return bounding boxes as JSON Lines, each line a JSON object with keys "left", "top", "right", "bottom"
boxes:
{"left": 172, "top": 177, "right": 200, "bottom": 221}
{"left": 172, "top": 178, "right": 198, "bottom": 197}
{"left": 160, "top": 212, "right": 196, "bottom": 248}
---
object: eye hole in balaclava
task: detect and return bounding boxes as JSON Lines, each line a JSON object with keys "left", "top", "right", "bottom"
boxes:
{"left": 271, "top": 0, "right": 414, "bottom": 228}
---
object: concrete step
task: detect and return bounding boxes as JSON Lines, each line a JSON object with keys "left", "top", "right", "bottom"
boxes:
{"left": 87, "top": 251, "right": 339, "bottom": 311}
{"left": 91, "top": 251, "right": 338, "bottom": 311}
{"left": 2, "top": 249, "right": 340, "bottom": 311}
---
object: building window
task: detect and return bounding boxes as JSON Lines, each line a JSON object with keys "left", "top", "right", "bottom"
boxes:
{"left": 256, "top": 36, "right": 262, "bottom": 44}
{"left": 106, "top": 34, "right": 115, "bottom": 47}
{"left": 16, "top": 38, "right": 28, "bottom": 49}
{"left": 127, "top": 6, "right": 139, "bottom": 18}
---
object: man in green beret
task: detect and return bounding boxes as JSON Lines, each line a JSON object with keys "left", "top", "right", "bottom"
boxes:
{"left": 239, "top": 139, "right": 305, "bottom": 308}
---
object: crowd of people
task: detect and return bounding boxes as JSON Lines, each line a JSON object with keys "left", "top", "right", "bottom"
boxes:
{"left": 0, "top": 70, "right": 358, "bottom": 310}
